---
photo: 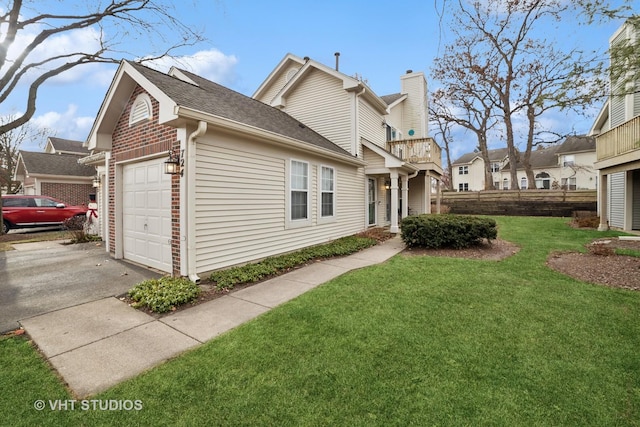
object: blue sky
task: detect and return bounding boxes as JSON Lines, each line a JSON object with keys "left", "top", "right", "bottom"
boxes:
{"left": 2, "top": 0, "right": 630, "bottom": 160}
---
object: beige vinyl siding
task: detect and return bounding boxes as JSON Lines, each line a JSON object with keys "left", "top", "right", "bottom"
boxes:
{"left": 285, "top": 68, "right": 352, "bottom": 153}
{"left": 363, "top": 147, "right": 386, "bottom": 169}
{"left": 359, "top": 100, "right": 386, "bottom": 148}
{"left": 407, "top": 175, "right": 426, "bottom": 215}
{"left": 400, "top": 73, "right": 428, "bottom": 137}
{"left": 254, "top": 66, "right": 301, "bottom": 105}
{"left": 194, "top": 134, "right": 364, "bottom": 273}
{"left": 387, "top": 104, "right": 403, "bottom": 136}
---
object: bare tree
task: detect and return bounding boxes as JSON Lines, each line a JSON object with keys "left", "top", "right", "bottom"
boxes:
{"left": 431, "top": 0, "right": 612, "bottom": 190}
{"left": 429, "top": 103, "right": 455, "bottom": 191}
{"left": 0, "top": 0, "right": 205, "bottom": 136}
{"left": 431, "top": 37, "right": 500, "bottom": 190}
{"left": 0, "top": 114, "right": 49, "bottom": 194}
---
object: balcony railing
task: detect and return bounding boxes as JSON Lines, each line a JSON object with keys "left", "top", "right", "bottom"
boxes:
{"left": 387, "top": 137, "right": 442, "bottom": 168}
{"left": 596, "top": 115, "right": 640, "bottom": 161}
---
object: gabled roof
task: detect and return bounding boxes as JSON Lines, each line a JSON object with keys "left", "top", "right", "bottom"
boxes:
{"left": 45, "top": 137, "right": 89, "bottom": 155}
{"left": 380, "top": 93, "right": 406, "bottom": 106}
{"left": 88, "top": 60, "right": 357, "bottom": 162}
{"left": 452, "top": 147, "right": 509, "bottom": 165}
{"left": 556, "top": 135, "right": 595, "bottom": 154}
{"left": 16, "top": 151, "right": 95, "bottom": 178}
{"left": 256, "top": 53, "right": 389, "bottom": 115}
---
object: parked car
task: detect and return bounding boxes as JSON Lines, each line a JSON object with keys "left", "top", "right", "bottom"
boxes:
{"left": 1, "top": 195, "right": 88, "bottom": 234}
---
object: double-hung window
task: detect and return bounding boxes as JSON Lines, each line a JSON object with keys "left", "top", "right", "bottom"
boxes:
{"left": 290, "top": 160, "right": 309, "bottom": 221}
{"left": 320, "top": 166, "right": 335, "bottom": 218}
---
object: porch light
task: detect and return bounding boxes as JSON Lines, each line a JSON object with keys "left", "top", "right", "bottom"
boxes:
{"left": 164, "top": 149, "right": 182, "bottom": 176}
{"left": 92, "top": 175, "right": 100, "bottom": 188}
{"left": 384, "top": 180, "right": 391, "bottom": 190}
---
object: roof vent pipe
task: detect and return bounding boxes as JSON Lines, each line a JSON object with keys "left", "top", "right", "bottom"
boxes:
{"left": 335, "top": 52, "right": 340, "bottom": 71}
{"left": 406, "top": 69, "right": 413, "bottom": 74}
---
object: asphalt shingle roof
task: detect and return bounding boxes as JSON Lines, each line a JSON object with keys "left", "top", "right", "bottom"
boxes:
{"left": 380, "top": 93, "right": 404, "bottom": 105}
{"left": 128, "top": 61, "right": 354, "bottom": 158}
{"left": 48, "top": 137, "right": 89, "bottom": 154}
{"left": 556, "top": 135, "right": 595, "bottom": 154}
{"left": 452, "top": 147, "right": 509, "bottom": 165}
{"left": 19, "top": 151, "right": 95, "bottom": 177}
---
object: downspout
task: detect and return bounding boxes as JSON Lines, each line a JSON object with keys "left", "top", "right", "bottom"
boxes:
{"left": 186, "top": 120, "right": 207, "bottom": 283}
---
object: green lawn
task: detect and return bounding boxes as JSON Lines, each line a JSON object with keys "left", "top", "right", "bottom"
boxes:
{"left": 2, "top": 216, "right": 639, "bottom": 426}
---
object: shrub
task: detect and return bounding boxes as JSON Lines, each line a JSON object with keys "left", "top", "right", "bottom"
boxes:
{"left": 401, "top": 214, "right": 497, "bottom": 249}
{"left": 210, "top": 235, "right": 377, "bottom": 291}
{"left": 128, "top": 277, "right": 201, "bottom": 313}
{"left": 63, "top": 215, "right": 100, "bottom": 243}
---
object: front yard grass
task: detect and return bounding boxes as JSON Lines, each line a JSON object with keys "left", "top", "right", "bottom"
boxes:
{"left": 2, "top": 216, "right": 639, "bottom": 426}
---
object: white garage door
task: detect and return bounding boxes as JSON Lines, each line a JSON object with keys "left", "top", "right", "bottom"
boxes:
{"left": 122, "top": 158, "right": 172, "bottom": 273}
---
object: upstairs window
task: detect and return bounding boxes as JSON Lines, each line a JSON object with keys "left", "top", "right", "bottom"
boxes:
{"left": 129, "top": 93, "right": 152, "bottom": 125}
{"left": 490, "top": 162, "right": 500, "bottom": 173}
{"left": 458, "top": 166, "right": 468, "bottom": 175}
{"left": 386, "top": 125, "right": 401, "bottom": 142}
{"left": 562, "top": 155, "right": 575, "bottom": 167}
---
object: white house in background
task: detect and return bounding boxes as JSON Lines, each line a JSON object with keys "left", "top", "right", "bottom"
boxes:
{"left": 590, "top": 19, "right": 640, "bottom": 232}
{"left": 451, "top": 136, "right": 596, "bottom": 191}
{"left": 451, "top": 148, "right": 509, "bottom": 192}
{"left": 80, "top": 55, "right": 442, "bottom": 281}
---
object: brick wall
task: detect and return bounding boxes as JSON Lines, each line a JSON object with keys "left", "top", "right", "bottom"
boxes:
{"left": 41, "top": 182, "right": 94, "bottom": 206}
{"left": 108, "top": 85, "right": 180, "bottom": 274}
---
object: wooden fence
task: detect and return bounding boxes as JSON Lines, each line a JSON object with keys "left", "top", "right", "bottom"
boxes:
{"left": 435, "top": 190, "right": 597, "bottom": 217}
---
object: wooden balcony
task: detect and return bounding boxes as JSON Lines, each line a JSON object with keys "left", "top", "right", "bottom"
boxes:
{"left": 387, "top": 137, "right": 443, "bottom": 174}
{"left": 596, "top": 115, "right": 640, "bottom": 162}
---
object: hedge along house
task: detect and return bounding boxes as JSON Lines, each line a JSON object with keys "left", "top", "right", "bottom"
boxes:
{"left": 81, "top": 60, "right": 367, "bottom": 281}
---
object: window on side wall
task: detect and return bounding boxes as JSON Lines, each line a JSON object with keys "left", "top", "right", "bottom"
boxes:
{"left": 320, "top": 166, "right": 335, "bottom": 218}
{"left": 290, "top": 160, "right": 309, "bottom": 221}
{"left": 458, "top": 183, "right": 469, "bottom": 192}
{"left": 458, "top": 166, "right": 468, "bottom": 175}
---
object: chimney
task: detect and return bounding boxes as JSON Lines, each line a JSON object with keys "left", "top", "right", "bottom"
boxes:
{"left": 406, "top": 69, "right": 413, "bottom": 74}
{"left": 335, "top": 52, "right": 340, "bottom": 71}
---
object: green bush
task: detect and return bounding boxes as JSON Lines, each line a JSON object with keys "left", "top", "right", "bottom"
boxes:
{"left": 401, "top": 214, "right": 497, "bottom": 249}
{"left": 128, "top": 277, "right": 201, "bottom": 313}
{"left": 210, "top": 235, "right": 377, "bottom": 291}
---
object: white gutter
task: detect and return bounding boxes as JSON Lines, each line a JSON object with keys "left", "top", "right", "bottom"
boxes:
{"left": 186, "top": 120, "right": 207, "bottom": 283}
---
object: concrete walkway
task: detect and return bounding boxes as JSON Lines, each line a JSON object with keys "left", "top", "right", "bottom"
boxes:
{"left": 19, "top": 236, "right": 406, "bottom": 398}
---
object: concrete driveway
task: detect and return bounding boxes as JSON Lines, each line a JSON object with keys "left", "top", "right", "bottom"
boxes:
{"left": 0, "top": 240, "right": 161, "bottom": 333}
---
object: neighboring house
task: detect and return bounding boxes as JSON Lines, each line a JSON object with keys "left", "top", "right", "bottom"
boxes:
{"left": 451, "top": 148, "right": 509, "bottom": 192}
{"left": 590, "top": 19, "right": 640, "bottom": 232}
{"left": 13, "top": 137, "right": 95, "bottom": 206}
{"left": 451, "top": 136, "right": 596, "bottom": 191}
{"left": 80, "top": 56, "right": 442, "bottom": 281}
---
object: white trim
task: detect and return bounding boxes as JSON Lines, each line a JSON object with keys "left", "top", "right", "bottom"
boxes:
{"left": 129, "top": 93, "right": 152, "bottom": 125}
{"left": 317, "top": 164, "right": 336, "bottom": 223}
{"left": 286, "top": 159, "right": 311, "bottom": 228}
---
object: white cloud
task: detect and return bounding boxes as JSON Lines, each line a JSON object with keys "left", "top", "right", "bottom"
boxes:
{"left": 143, "top": 49, "right": 239, "bottom": 86}
{"left": 30, "top": 105, "right": 94, "bottom": 143}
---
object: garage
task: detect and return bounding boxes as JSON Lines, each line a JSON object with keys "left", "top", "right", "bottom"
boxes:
{"left": 122, "top": 158, "right": 172, "bottom": 273}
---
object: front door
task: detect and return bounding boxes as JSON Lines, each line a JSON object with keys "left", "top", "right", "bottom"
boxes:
{"left": 368, "top": 178, "right": 377, "bottom": 225}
